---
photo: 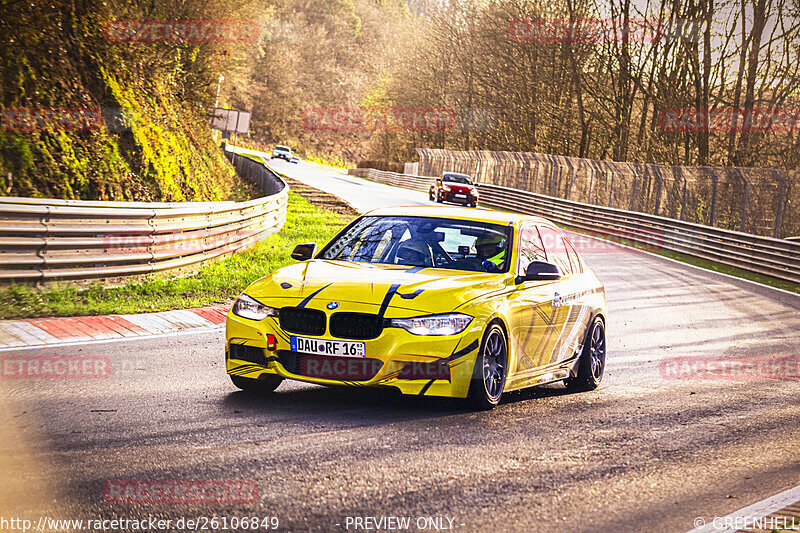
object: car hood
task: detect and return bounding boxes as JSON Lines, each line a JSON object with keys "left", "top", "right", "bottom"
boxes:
{"left": 443, "top": 183, "right": 474, "bottom": 193}
{"left": 245, "top": 260, "right": 508, "bottom": 313}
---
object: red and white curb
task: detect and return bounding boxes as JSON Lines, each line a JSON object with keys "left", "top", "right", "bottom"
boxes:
{"left": 0, "top": 306, "right": 229, "bottom": 351}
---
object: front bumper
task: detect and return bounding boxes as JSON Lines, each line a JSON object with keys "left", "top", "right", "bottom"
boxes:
{"left": 226, "top": 309, "right": 483, "bottom": 398}
{"left": 442, "top": 191, "right": 477, "bottom": 205}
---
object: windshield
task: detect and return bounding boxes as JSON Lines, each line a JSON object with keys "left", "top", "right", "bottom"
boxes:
{"left": 320, "top": 216, "right": 512, "bottom": 273}
{"left": 443, "top": 173, "right": 472, "bottom": 185}
{"left": 274, "top": 145, "right": 290, "bottom": 152}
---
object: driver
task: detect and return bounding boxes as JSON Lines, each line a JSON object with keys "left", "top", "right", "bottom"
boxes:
{"left": 475, "top": 234, "right": 507, "bottom": 270}
{"left": 395, "top": 240, "right": 433, "bottom": 267}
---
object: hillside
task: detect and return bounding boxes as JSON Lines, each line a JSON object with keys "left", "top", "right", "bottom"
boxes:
{"left": 0, "top": 0, "right": 256, "bottom": 201}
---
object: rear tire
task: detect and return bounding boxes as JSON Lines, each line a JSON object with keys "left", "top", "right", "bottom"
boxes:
{"left": 468, "top": 323, "right": 508, "bottom": 410}
{"left": 230, "top": 374, "right": 283, "bottom": 394}
{"left": 565, "top": 317, "right": 606, "bottom": 392}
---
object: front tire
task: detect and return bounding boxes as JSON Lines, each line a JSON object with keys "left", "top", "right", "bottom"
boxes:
{"left": 468, "top": 323, "right": 508, "bottom": 410}
{"left": 565, "top": 317, "right": 606, "bottom": 392}
{"left": 429, "top": 189, "right": 435, "bottom": 201}
{"left": 230, "top": 374, "right": 283, "bottom": 394}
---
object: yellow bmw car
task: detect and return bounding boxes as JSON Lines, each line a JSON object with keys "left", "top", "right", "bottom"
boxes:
{"left": 226, "top": 205, "right": 606, "bottom": 408}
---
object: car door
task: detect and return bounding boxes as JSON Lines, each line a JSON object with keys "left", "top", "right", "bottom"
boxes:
{"left": 540, "top": 227, "right": 596, "bottom": 367}
{"left": 506, "top": 223, "right": 571, "bottom": 376}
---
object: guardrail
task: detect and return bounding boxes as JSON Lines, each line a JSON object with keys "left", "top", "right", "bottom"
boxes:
{"left": 0, "top": 153, "right": 288, "bottom": 283}
{"left": 350, "top": 168, "right": 800, "bottom": 285}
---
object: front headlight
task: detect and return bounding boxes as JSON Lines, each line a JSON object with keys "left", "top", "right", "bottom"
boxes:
{"left": 389, "top": 313, "right": 473, "bottom": 336}
{"left": 232, "top": 294, "right": 279, "bottom": 321}
{"left": 442, "top": 184, "right": 451, "bottom": 191}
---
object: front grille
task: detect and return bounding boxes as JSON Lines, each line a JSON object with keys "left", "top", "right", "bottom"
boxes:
{"left": 277, "top": 351, "right": 383, "bottom": 381}
{"left": 228, "top": 344, "right": 267, "bottom": 365}
{"left": 279, "top": 307, "right": 326, "bottom": 336}
{"left": 329, "top": 312, "right": 385, "bottom": 340}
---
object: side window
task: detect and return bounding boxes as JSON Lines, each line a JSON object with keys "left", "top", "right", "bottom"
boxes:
{"left": 564, "top": 237, "right": 583, "bottom": 274}
{"left": 516, "top": 224, "right": 547, "bottom": 276}
{"left": 537, "top": 226, "right": 573, "bottom": 275}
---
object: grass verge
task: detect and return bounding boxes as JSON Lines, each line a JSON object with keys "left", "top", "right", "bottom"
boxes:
{"left": 0, "top": 191, "right": 350, "bottom": 319}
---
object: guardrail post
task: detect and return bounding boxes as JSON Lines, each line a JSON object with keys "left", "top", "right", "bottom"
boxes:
{"left": 608, "top": 170, "right": 615, "bottom": 208}
{"left": 565, "top": 160, "right": 575, "bottom": 201}
{"left": 735, "top": 167, "right": 750, "bottom": 232}
{"left": 652, "top": 165, "right": 664, "bottom": 216}
{"left": 674, "top": 166, "right": 688, "bottom": 221}
{"left": 707, "top": 168, "right": 719, "bottom": 227}
{"left": 532, "top": 155, "right": 541, "bottom": 194}
{"left": 771, "top": 169, "right": 787, "bottom": 238}
{"left": 629, "top": 165, "right": 639, "bottom": 212}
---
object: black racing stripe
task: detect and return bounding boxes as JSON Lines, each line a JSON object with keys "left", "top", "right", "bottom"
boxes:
{"left": 297, "top": 283, "right": 332, "bottom": 308}
{"left": 377, "top": 266, "right": 428, "bottom": 317}
{"left": 398, "top": 289, "right": 424, "bottom": 300}
{"left": 378, "top": 283, "right": 402, "bottom": 318}
{"left": 414, "top": 340, "right": 479, "bottom": 395}
{"left": 444, "top": 339, "right": 480, "bottom": 362}
{"left": 273, "top": 328, "right": 291, "bottom": 343}
{"left": 228, "top": 364, "right": 265, "bottom": 375}
{"left": 418, "top": 379, "right": 436, "bottom": 395}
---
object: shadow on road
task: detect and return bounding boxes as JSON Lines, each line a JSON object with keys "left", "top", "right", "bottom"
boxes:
{"left": 221, "top": 380, "right": 577, "bottom": 419}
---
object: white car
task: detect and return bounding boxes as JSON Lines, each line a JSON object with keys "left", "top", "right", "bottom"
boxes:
{"left": 271, "top": 145, "right": 294, "bottom": 162}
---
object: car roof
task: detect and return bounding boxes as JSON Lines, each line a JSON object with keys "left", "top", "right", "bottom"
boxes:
{"left": 363, "top": 205, "right": 550, "bottom": 226}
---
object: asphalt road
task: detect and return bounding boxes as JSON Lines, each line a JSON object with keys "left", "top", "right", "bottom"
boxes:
{"left": 2, "top": 160, "right": 800, "bottom": 533}
{"left": 264, "top": 158, "right": 431, "bottom": 211}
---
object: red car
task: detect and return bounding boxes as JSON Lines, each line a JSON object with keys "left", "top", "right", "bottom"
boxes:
{"left": 429, "top": 172, "right": 479, "bottom": 207}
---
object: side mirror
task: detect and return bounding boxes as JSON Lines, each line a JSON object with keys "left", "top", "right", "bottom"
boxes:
{"left": 521, "top": 261, "right": 561, "bottom": 282}
{"left": 291, "top": 242, "right": 317, "bottom": 261}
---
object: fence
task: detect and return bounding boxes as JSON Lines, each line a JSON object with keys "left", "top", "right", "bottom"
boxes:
{"left": 414, "top": 148, "right": 799, "bottom": 239}
{"left": 349, "top": 168, "right": 800, "bottom": 285}
{"left": 0, "top": 153, "right": 287, "bottom": 283}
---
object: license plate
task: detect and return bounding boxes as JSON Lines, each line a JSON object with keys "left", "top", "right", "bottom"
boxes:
{"left": 291, "top": 336, "right": 365, "bottom": 358}
{"left": 455, "top": 193, "right": 467, "bottom": 198}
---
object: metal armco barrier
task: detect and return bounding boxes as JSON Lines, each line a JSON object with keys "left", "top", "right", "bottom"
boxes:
{"left": 351, "top": 168, "right": 800, "bottom": 285}
{"left": 0, "top": 153, "right": 288, "bottom": 283}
